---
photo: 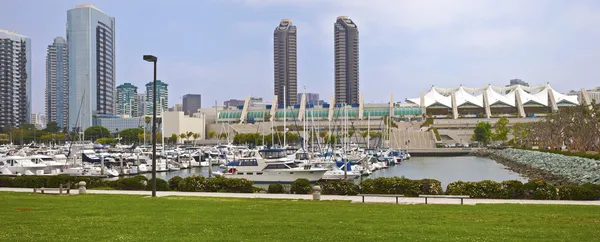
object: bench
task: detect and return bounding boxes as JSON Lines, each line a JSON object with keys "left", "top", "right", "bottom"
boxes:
{"left": 357, "top": 194, "right": 405, "bottom": 204}
{"left": 419, "top": 195, "right": 470, "bottom": 205}
{"left": 33, "top": 184, "right": 71, "bottom": 195}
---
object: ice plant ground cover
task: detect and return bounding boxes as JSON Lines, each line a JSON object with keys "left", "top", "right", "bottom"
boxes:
{"left": 491, "top": 149, "right": 600, "bottom": 184}
{"left": 1, "top": 192, "right": 600, "bottom": 241}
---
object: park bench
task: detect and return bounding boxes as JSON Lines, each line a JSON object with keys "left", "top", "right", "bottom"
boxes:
{"left": 419, "top": 195, "right": 470, "bottom": 205}
{"left": 357, "top": 194, "right": 405, "bottom": 204}
{"left": 33, "top": 183, "right": 71, "bottom": 195}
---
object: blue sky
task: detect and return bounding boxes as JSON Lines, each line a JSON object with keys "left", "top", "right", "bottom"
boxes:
{"left": 2, "top": 0, "right": 600, "bottom": 114}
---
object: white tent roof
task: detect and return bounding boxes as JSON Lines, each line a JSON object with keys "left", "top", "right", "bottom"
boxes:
{"left": 455, "top": 86, "right": 483, "bottom": 107}
{"left": 517, "top": 86, "right": 548, "bottom": 106}
{"left": 487, "top": 86, "right": 515, "bottom": 107}
{"left": 552, "top": 89, "right": 579, "bottom": 105}
{"left": 423, "top": 87, "right": 451, "bottom": 108}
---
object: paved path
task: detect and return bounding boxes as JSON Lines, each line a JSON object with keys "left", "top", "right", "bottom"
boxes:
{"left": 2, "top": 188, "right": 599, "bottom": 205}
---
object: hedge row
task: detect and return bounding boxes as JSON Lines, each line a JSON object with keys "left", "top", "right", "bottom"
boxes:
{"left": 174, "top": 176, "right": 254, "bottom": 193}
{"left": 446, "top": 179, "right": 600, "bottom": 200}
{"left": 0, "top": 175, "right": 171, "bottom": 191}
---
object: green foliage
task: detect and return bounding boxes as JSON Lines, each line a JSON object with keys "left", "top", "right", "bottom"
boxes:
{"left": 208, "top": 131, "right": 217, "bottom": 139}
{"left": 290, "top": 178, "right": 312, "bottom": 194}
{"left": 44, "top": 121, "right": 60, "bottom": 133}
{"left": 119, "top": 128, "right": 142, "bottom": 144}
{"left": 268, "top": 184, "right": 285, "bottom": 194}
{"left": 432, "top": 128, "right": 441, "bottom": 142}
{"left": 419, "top": 179, "right": 444, "bottom": 195}
{"left": 96, "top": 137, "right": 117, "bottom": 145}
{"left": 498, "top": 180, "right": 525, "bottom": 199}
{"left": 176, "top": 176, "right": 253, "bottom": 193}
{"left": 318, "top": 180, "right": 360, "bottom": 195}
{"left": 421, "top": 117, "right": 433, "bottom": 128}
{"left": 147, "top": 178, "right": 169, "bottom": 191}
{"left": 558, "top": 186, "right": 600, "bottom": 200}
{"left": 359, "top": 177, "right": 422, "bottom": 196}
{"left": 492, "top": 116, "right": 510, "bottom": 142}
{"left": 168, "top": 176, "right": 183, "bottom": 191}
{"left": 84, "top": 126, "right": 111, "bottom": 140}
{"left": 523, "top": 180, "right": 558, "bottom": 200}
{"left": 19, "top": 123, "right": 37, "bottom": 131}
{"left": 115, "top": 177, "right": 147, "bottom": 190}
{"left": 472, "top": 121, "right": 492, "bottom": 145}
{"left": 178, "top": 176, "right": 207, "bottom": 192}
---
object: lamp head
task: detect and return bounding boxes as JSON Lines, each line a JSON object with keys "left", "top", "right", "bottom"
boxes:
{"left": 143, "top": 55, "right": 157, "bottom": 62}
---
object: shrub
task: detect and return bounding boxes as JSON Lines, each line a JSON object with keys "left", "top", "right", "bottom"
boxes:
{"left": 559, "top": 186, "right": 600, "bottom": 200}
{"left": 419, "top": 179, "right": 443, "bottom": 195}
{"left": 13, "top": 176, "right": 48, "bottom": 188}
{"left": 523, "top": 180, "right": 557, "bottom": 200}
{"left": 224, "top": 178, "right": 254, "bottom": 193}
{"left": 469, "top": 180, "right": 502, "bottom": 199}
{"left": 204, "top": 176, "right": 228, "bottom": 192}
{"left": 147, "top": 178, "right": 170, "bottom": 191}
{"left": 178, "top": 176, "right": 206, "bottom": 192}
{"left": 360, "top": 177, "right": 395, "bottom": 194}
{"left": 392, "top": 177, "right": 421, "bottom": 197}
{"left": 253, "top": 186, "right": 267, "bottom": 193}
{"left": 46, "top": 174, "right": 76, "bottom": 188}
{"left": 0, "top": 176, "right": 15, "bottom": 187}
{"left": 268, "top": 184, "right": 284, "bottom": 194}
{"left": 498, "top": 180, "right": 524, "bottom": 199}
{"left": 168, "top": 176, "right": 183, "bottom": 191}
{"left": 133, "top": 175, "right": 149, "bottom": 182}
{"left": 446, "top": 181, "right": 469, "bottom": 195}
{"left": 290, "top": 178, "right": 312, "bottom": 194}
{"left": 319, "top": 180, "right": 359, "bottom": 195}
{"left": 115, "top": 177, "right": 147, "bottom": 190}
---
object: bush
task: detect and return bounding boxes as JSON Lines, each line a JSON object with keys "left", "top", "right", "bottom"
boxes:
{"left": 253, "top": 186, "right": 266, "bottom": 193}
{"left": 559, "top": 186, "right": 600, "bottom": 200}
{"left": 146, "top": 178, "right": 170, "bottom": 191}
{"left": 523, "top": 180, "right": 557, "bottom": 200}
{"left": 268, "top": 184, "right": 284, "bottom": 194}
{"left": 319, "top": 180, "right": 359, "bottom": 195}
{"left": 359, "top": 177, "right": 422, "bottom": 196}
{"left": 290, "top": 178, "right": 312, "bottom": 194}
{"left": 446, "top": 181, "right": 469, "bottom": 195}
{"left": 47, "top": 174, "right": 77, "bottom": 188}
{"left": 469, "top": 180, "right": 502, "bottom": 199}
{"left": 419, "top": 179, "right": 443, "bottom": 195}
{"left": 224, "top": 178, "right": 254, "bottom": 193}
{"left": 168, "top": 176, "right": 183, "bottom": 191}
{"left": 204, "top": 176, "right": 228, "bottom": 192}
{"left": 13, "top": 176, "right": 48, "bottom": 188}
{"left": 499, "top": 180, "right": 524, "bottom": 199}
{"left": 0, "top": 176, "right": 15, "bottom": 187}
{"left": 115, "top": 177, "right": 147, "bottom": 190}
{"left": 178, "top": 176, "right": 207, "bottom": 192}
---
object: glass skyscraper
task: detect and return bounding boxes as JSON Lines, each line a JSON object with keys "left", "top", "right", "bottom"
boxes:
{"left": 46, "top": 37, "right": 69, "bottom": 129}
{"left": 334, "top": 16, "right": 359, "bottom": 105}
{"left": 116, "top": 83, "right": 138, "bottom": 117}
{"left": 0, "top": 30, "right": 31, "bottom": 128}
{"left": 145, "top": 80, "right": 168, "bottom": 115}
{"left": 67, "top": 4, "right": 115, "bottom": 132}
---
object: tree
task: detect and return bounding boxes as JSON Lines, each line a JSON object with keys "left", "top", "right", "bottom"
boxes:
{"left": 44, "top": 121, "right": 60, "bottom": 133}
{"left": 492, "top": 116, "right": 510, "bottom": 142}
{"left": 186, "top": 131, "right": 193, "bottom": 142}
{"left": 96, "top": 137, "right": 117, "bottom": 145}
{"left": 208, "top": 130, "right": 217, "bottom": 139}
{"left": 179, "top": 133, "right": 187, "bottom": 144}
{"left": 472, "top": 121, "right": 492, "bottom": 145}
{"left": 19, "top": 123, "right": 36, "bottom": 131}
{"left": 169, "top": 134, "right": 178, "bottom": 144}
{"left": 84, "top": 126, "right": 111, "bottom": 141}
{"left": 360, "top": 131, "right": 369, "bottom": 144}
{"left": 119, "top": 128, "right": 142, "bottom": 144}
{"left": 192, "top": 133, "right": 200, "bottom": 145}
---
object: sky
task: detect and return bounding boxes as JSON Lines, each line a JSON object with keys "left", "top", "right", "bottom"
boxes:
{"left": 2, "top": 0, "right": 600, "bottom": 114}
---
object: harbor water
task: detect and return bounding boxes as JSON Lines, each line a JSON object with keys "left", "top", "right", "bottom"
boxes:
{"left": 124, "top": 156, "right": 527, "bottom": 187}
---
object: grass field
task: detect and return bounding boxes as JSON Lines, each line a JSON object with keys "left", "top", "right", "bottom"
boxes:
{"left": 1, "top": 192, "right": 599, "bottom": 241}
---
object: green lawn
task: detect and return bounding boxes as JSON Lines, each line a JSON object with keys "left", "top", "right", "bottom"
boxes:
{"left": 1, "top": 192, "right": 599, "bottom": 241}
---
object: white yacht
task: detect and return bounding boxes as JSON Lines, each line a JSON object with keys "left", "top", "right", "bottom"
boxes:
{"left": 221, "top": 149, "right": 327, "bottom": 183}
{"left": 30, "top": 154, "right": 67, "bottom": 170}
{"left": 0, "top": 156, "right": 48, "bottom": 175}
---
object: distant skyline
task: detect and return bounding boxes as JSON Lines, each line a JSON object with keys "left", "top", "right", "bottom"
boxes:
{"left": 2, "top": 0, "right": 600, "bottom": 114}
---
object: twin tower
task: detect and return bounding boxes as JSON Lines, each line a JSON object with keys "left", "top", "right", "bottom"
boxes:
{"left": 273, "top": 17, "right": 359, "bottom": 107}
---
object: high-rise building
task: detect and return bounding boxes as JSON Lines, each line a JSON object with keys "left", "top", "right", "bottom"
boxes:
{"left": 334, "top": 16, "right": 359, "bottom": 105}
{"left": 30, "top": 113, "right": 46, "bottom": 130}
{"left": 67, "top": 4, "right": 116, "bottom": 132}
{"left": 224, "top": 99, "right": 245, "bottom": 107}
{"left": 145, "top": 80, "right": 168, "bottom": 115}
{"left": 116, "top": 83, "right": 138, "bottom": 117}
{"left": 273, "top": 19, "right": 297, "bottom": 106}
{"left": 182, "top": 94, "right": 201, "bottom": 116}
{"left": 168, "top": 104, "right": 183, "bottom": 112}
{"left": 0, "top": 30, "right": 31, "bottom": 128}
{"left": 135, "top": 93, "right": 146, "bottom": 117}
{"left": 298, "top": 93, "right": 320, "bottom": 105}
{"left": 509, "top": 79, "right": 529, "bottom": 87}
{"left": 45, "top": 37, "right": 69, "bottom": 129}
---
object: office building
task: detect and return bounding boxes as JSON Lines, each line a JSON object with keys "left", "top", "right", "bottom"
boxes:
{"left": 273, "top": 19, "right": 297, "bottom": 106}
{"left": 569, "top": 87, "right": 600, "bottom": 104}
{"left": 298, "top": 93, "right": 320, "bottom": 105}
{"left": 145, "top": 80, "right": 168, "bottom": 114}
{"left": 116, "top": 83, "right": 138, "bottom": 117}
{"left": 182, "top": 94, "right": 201, "bottom": 116}
{"left": 135, "top": 93, "right": 146, "bottom": 117}
{"left": 45, "top": 37, "right": 69, "bottom": 129}
{"left": 169, "top": 104, "right": 183, "bottom": 112}
{"left": 30, "top": 113, "right": 46, "bottom": 130}
{"left": 0, "top": 30, "right": 31, "bottom": 128}
{"left": 67, "top": 4, "right": 116, "bottom": 131}
{"left": 334, "top": 16, "right": 359, "bottom": 105}
{"left": 224, "top": 99, "right": 245, "bottom": 108}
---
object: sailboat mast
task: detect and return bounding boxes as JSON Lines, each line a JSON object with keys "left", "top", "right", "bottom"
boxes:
{"left": 283, "top": 86, "right": 286, "bottom": 147}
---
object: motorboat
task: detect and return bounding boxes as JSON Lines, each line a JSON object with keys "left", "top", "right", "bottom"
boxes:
{"left": 0, "top": 156, "right": 47, "bottom": 175}
{"left": 221, "top": 149, "right": 327, "bottom": 183}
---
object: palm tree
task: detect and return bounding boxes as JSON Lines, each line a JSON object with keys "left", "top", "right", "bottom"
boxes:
{"left": 179, "top": 133, "right": 186, "bottom": 144}
{"left": 144, "top": 116, "right": 151, "bottom": 132}
{"left": 192, "top": 133, "right": 200, "bottom": 146}
{"left": 208, "top": 131, "right": 217, "bottom": 139}
{"left": 186, "top": 131, "right": 193, "bottom": 142}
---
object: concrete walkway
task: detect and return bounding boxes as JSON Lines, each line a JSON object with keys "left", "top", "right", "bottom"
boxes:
{"left": 2, "top": 188, "right": 599, "bottom": 206}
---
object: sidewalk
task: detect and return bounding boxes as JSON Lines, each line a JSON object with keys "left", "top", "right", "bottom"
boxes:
{"left": 2, "top": 188, "right": 599, "bottom": 205}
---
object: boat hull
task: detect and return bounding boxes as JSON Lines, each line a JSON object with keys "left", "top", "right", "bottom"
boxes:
{"left": 223, "top": 169, "right": 326, "bottom": 183}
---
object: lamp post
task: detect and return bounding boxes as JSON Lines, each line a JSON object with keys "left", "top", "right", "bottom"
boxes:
{"left": 143, "top": 54, "right": 158, "bottom": 197}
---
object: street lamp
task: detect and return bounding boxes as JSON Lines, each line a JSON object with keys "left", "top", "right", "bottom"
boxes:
{"left": 143, "top": 54, "right": 158, "bottom": 197}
